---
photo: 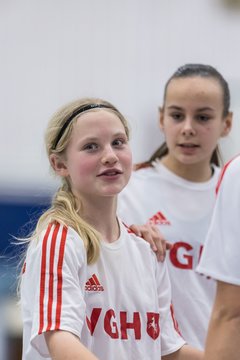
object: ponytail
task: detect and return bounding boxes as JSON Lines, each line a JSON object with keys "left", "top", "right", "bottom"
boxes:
{"left": 28, "top": 180, "right": 101, "bottom": 265}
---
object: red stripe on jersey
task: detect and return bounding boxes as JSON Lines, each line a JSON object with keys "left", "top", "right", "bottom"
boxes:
{"left": 170, "top": 303, "right": 182, "bottom": 336}
{"left": 38, "top": 223, "right": 53, "bottom": 335}
{"left": 46, "top": 223, "right": 61, "bottom": 331}
{"left": 216, "top": 155, "right": 240, "bottom": 195}
{"left": 22, "top": 262, "right": 26, "bottom": 274}
{"left": 55, "top": 225, "right": 67, "bottom": 330}
{"left": 92, "top": 274, "right": 100, "bottom": 285}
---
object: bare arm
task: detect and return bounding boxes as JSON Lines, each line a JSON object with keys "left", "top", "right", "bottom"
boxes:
{"left": 162, "top": 345, "right": 203, "bottom": 360}
{"left": 45, "top": 330, "right": 99, "bottom": 360}
{"left": 204, "top": 280, "right": 240, "bottom": 360}
{"left": 129, "top": 223, "right": 172, "bottom": 261}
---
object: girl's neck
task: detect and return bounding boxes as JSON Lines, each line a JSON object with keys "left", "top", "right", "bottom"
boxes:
{"left": 78, "top": 196, "right": 120, "bottom": 243}
{"left": 160, "top": 155, "right": 213, "bottom": 182}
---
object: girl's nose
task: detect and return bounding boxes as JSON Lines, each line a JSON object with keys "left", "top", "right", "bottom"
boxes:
{"left": 181, "top": 118, "right": 196, "bottom": 136}
{"left": 101, "top": 146, "right": 118, "bottom": 165}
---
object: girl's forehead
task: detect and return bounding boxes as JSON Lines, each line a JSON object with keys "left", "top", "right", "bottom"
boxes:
{"left": 76, "top": 109, "right": 121, "bottom": 123}
{"left": 167, "top": 76, "right": 221, "bottom": 94}
{"left": 165, "top": 77, "right": 224, "bottom": 105}
{"left": 72, "top": 109, "right": 126, "bottom": 135}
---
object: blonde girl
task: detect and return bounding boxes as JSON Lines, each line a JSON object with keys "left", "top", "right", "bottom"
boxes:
{"left": 21, "top": 97, "right": 202, "bottom": 359}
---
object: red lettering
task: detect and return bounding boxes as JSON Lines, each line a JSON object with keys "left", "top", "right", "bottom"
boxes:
{"left": 86, "top": 308, "right": 165, "bottom": 340}
{"left": 104, "top": 309, "right": 119, "bottom": 338}
{"left": 120, "top": 311, "right": 141, "bottom": 339}
{"left": 86, "top": 308, "right": 102, "bottom": 335}
{"left": 169, "top": 242, "right": 193, "bottom": 269}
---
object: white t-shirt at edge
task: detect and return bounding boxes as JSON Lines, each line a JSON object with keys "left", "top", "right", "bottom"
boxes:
{"left": 197, "top": 155, "right": 240, "bottom": 286}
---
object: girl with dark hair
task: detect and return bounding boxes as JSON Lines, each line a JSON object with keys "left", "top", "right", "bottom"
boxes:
{"left": 118, "top": 64, "right": 233, "bottom": 350}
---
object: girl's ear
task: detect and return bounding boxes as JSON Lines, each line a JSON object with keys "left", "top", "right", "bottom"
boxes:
{"left": 50, "top": 154, "right": 68, "bottom": 177}
{"left": 159, "top": 107, "right": 164, "bottom": 131}
{"left": 221, "top": 111, "right": 233, "bottom": 137}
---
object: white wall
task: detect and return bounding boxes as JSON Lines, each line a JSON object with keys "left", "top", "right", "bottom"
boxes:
{"left": 1, "top": 0, "right": 240, "bottom": 196}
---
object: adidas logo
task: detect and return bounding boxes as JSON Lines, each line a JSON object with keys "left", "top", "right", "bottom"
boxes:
{"left": 149, "top": 211, "right": 171, "bottom": 225}
{"left": 85, "top": 274, "right": 104, "bottom": 292}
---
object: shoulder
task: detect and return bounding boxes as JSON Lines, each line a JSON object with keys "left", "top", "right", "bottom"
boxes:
{"left": 223, "top": 155, "right": 240, "bottom": 176}
{"left": 121, "top": 221, "right": 152, "bottom": 250}
{"left": 119, "top": 221, "right": 168, "bottom": 280}
{"left": 120, "top": 222, "right": 160, "bottom": 267}
{"left": 28, "top": 222, "right": 86, "bottom": 265}
{"left": 216, "top": 155, "right": 240, "bottom": 194}
{"left": 39, "top": 222, "right": 84, "bottom": 247}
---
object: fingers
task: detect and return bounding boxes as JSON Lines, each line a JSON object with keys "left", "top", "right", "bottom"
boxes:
{"left": 129, "top": 224, "right": 143, "bottom": 237}
{"left": 166, "top": 241, "right": 173, "bottom": 250}
{"left": 129, "top": 224, "right": 157, "bottom": 251}
{"left": 150, "top": 225, "right": 167, "bottom": 262}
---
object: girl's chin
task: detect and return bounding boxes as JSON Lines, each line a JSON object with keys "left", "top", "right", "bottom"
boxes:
{"left": 101, "top": 186, "right": 126, "bottom": 197}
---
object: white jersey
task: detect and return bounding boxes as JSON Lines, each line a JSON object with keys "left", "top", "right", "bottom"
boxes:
{"left": 118, "top": 160, "right": 221, "bottom": 350}
{"left": 197, "top": 155, "right": 240, "bottom": 285}
{"left": 21, "top": 220, "right": 184, "bottom": 360}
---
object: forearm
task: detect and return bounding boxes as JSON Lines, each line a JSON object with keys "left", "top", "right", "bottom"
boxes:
{"left": 45, "top": 330, "right": 99, "bottom": 360}
{"left": 205, "top": 316, "right": 240, "bottom": 360}
{"left": 162, "top": 345, "right": 203, "bottom": 360}
{"left": 204, "top": 281, "right": 240, "bottom": 360}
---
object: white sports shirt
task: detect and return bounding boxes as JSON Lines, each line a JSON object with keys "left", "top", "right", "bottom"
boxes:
{"left": 197, "top": 155, "right": 240, "bottom": 285}
{"left": 118, "top": 160, "right": 221, "bottom": 350}
{"left": 21, "top": 220, "right": 184, "bottom": 360}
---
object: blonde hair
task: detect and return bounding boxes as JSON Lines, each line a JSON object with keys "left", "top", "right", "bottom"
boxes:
{"left": 29, "top": 97, "right": 130, "bottom": 264}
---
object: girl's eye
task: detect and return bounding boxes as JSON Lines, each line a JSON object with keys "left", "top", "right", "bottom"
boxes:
{"left": 197, "top": 115, "right": 210, "bottom": 122}
{"left": 112, "top": 138, "right": 126, "bottom": 147}
{"left": 83, "top": 143, "right": 98, "bottom": 151}
{"left": 170, "top": 113, "right": 184, "bottom": 121}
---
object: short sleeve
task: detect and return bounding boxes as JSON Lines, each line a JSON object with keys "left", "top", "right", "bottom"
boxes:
{"left": 22, "top": 223, "right": 87, "bottom": 357}
{"left": 197, "top": 156, "right": 240, "bottom": 285}
{"left": 155, "top": 260, "right": 185, "bottom": 355}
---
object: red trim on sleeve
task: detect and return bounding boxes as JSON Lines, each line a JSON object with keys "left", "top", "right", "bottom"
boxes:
{"left": 46, "top": 223, "right": 61, "bottom": 331}
{"left": 38, "top": 223, "right": 53, "bottom": 335}
{"left": 55, "top": 226, "right": 68, "bottom": 330}
{"left": 216, "top": 155, "right": 240, "bottom": 195}
{"left": 38, "top": 223, "right": 68, "bottom": 334}
{"left": 170, "top": 303, "right": 182, "bottom": 336}
{"left": 22, "top": 262, "right": 26, "bottom": 274}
